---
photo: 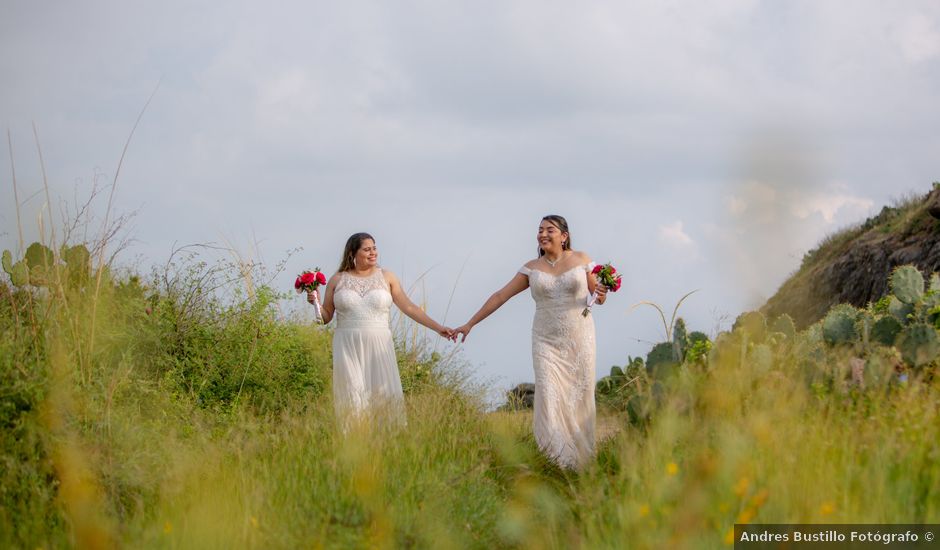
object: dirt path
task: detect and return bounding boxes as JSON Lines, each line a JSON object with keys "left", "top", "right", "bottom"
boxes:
{"left": 490, "top": 409, "right": 623, "bottom": 443}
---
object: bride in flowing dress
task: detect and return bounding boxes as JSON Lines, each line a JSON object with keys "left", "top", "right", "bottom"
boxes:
{"left": 454, "top": 215, "right": 607, "bottom": 469}
{"left": 309, "top": 232, "right": 454, "bottom": 428}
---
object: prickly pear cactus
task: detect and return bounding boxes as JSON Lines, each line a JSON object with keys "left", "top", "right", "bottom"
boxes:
{"left": 871, "top": 316, "right": 903, "bottom": 346}
{"left": 888, "top": 296, "right": 914, "bottom": 324}
{"left": 646, "top": 342, "right": 678, "bottom": 380}
{"left": 2, "top": 249, "right": 29, "bottom": 286}
{"left": 24, "top": 242, "right": 54, "bottom": 269}
{"left": 890, "top": 265, "right": 924, "bottom": 305}
{"left": 596, "top": 377, "right": 616, "bottom": 394}
{"left": 748, "top": 343, "right": 774, "bottom": 374}
{"left": 673, "top": 317, "right": 688, "bottom": 362}
{"left": 770, "top": 314, "right": 796, "bottom": 339}
{"left": 61, "top": 244, "right": 90, "bottom": 269}
{"left": 896, "top": 322, "right": 940, "bottom": 367}
{"left": 822, "top": 305, "right": 859, "bottom": 346}
{"left": 733, "top": 311, "right": 767, "bottom": 342}
{"left": 931, "top": 273, "right": 940, "bottom": 293}
{"left": 61, "top": 244, "right": 91, "bottom": 286}
{"left": 610, "top": 365, "right": 624, "bottom": 379}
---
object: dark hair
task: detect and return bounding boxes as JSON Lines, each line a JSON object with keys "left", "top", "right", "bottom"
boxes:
{"left": 338, "top": 232, "right": 375, "bottom": 272}
{"left": 538, "top": 215, "right": 572, "bottom": 257}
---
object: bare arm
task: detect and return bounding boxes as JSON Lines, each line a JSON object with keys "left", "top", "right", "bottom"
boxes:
{"left": 385, "top": 270, "right": 453, "bottom": 337}
{"left": 581, "top": 253, "right": 607, "bottom": 305}
{"left": 454, "top": 272, "right": 530, "bottom": 342}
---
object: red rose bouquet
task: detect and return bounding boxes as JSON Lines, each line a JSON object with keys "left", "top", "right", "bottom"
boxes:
{"left": 582, "top": 263, "right": 622, "bottom": 317}
{"left": 295, "top": 268, "right": 327, "bottom": 321}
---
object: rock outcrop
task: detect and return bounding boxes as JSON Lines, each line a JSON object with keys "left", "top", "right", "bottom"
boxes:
{"left": 763, "top": 185, "right": 940, "bottom": 328}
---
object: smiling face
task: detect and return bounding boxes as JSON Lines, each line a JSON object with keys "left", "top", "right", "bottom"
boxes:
{"left": 354, "top": 238, "right": 378, "bottom": 269}
{"left": 537, "top": 220, "right": 568, "bottom": 255}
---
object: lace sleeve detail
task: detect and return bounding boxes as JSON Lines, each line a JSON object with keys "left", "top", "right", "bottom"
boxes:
{"left": 518, "top": 266, "right": 532, "bottom": 277}
{"left": 583, "top": 262, "right": 597, "bottom": 273}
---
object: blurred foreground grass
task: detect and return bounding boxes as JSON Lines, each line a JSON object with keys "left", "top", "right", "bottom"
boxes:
{"left": 1, "top": 244, "right": 938, "bottom": 549}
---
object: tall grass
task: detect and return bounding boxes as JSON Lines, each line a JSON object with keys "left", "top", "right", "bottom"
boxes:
{"left": 2, "top": 216, "right": 938, "bottom": 548}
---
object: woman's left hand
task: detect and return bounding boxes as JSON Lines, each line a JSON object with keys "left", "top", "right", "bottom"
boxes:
{"left": 595, "top": 284, "right": 608, "bottom": 304}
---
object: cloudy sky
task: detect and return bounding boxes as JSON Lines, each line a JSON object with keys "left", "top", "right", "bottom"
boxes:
{"left": 2, "top": 1, "right": 939, "bottom": 397}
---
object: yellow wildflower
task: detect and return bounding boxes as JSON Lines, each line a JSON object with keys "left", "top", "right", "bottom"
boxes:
{"left": 733, "top": 477, "right": 749, "bottom": 497}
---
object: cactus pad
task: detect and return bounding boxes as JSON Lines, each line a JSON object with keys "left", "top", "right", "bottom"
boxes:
{"left": 871, "top": 316, "right": 903, "bottom": 346}
{"left": 896, "top": 322, "right": 940, "bottom": 367}
{"left": 822, "top": 305, "right": 859, "bottom": 345}
{"left": 890, "top": 265, "right": 924, "bottom": 305}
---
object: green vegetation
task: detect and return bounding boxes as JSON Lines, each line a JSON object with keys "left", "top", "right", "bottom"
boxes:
{"left": 2, "top": 230, "right": 939, "bottom": 548}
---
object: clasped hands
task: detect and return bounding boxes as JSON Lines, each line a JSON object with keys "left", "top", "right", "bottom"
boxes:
{"left": 440, "top": 324, "right": 470, "bottom": 343}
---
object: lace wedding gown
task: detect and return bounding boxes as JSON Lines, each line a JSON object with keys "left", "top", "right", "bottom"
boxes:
{"left": 332, "top": 268, "right": 405, "bottom": 427}
{"left": 519, "top": 263, "right": 596, "bottom": 469}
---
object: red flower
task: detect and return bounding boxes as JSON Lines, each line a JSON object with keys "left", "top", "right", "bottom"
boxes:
{"left": 609, "top": 266, "right": 617, "bottom": 274}
{"left": 592, "top": 264, "right": 603, "bottom": 274}
{"left": 613, "top": 278, "right": 622, "bottom": 292}
{"left": 295, "top": 267, "right": 326, "bottom": 294}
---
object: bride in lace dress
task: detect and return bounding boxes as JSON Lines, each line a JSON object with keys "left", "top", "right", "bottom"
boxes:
{"left": 454, "top": 215, "right": 607, "bottom": 469}
{"left": 308, "top": 233, "right": 454, "bottom": 428}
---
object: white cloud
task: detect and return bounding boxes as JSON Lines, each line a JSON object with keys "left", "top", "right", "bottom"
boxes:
{"left": 0, "top": 0, "right": 934, "bottom": 392}
{"left": 895, "top": 13, "right": 940, "bottom": 63}
{"left": 791, "top": 192, "right": 874, "bottom": 224}
{"left": 727, "top": 196, "right": 748, "bottom": 215}
{"left": 659, "top": 220, "right": 694, "bottom": 247}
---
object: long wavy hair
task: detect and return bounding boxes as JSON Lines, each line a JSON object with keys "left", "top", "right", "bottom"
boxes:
{"left": 338, "top": 232, "right": 375, "bottom": 272}
{"left": 538, "top": 215, "right": 572, "bottom": 257}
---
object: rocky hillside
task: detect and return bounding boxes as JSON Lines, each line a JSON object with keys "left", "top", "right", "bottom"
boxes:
{"left": 763, "top": 183, "right": 940, "bottom": 328}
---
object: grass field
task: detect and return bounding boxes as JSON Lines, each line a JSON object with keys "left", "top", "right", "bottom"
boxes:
{"left": 1, "top": 243, "right": 938, "bottom": 549}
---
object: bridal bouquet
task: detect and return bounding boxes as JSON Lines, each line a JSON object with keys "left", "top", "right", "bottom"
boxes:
{"left": 295, "top": 268, "right": 327, "bottom": 321}
{"left": 582, "top": 263, "right": 622, "bottom": 317}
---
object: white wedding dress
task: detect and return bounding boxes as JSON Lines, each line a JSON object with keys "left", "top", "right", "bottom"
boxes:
{"left": 331, "top": 268, "right": 405, "bottom": 428}
{"left": 519, "top": 263, "right": 597, "bottom": 469}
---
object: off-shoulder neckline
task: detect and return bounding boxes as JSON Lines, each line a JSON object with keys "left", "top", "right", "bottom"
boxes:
{"left": 522, "top": 263, "right": 592, "bottom": 277}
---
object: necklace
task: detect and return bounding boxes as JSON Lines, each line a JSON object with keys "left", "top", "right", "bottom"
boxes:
{"left": 543, "top": 255, "right": 561, "bottom": 267}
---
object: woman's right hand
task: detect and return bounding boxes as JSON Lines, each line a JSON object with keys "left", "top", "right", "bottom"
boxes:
{"left": 453, "top": 324, "right": 472, "bottom": 343}
{"left": 306, "top": 289, "right": 318, "bottom": 305}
